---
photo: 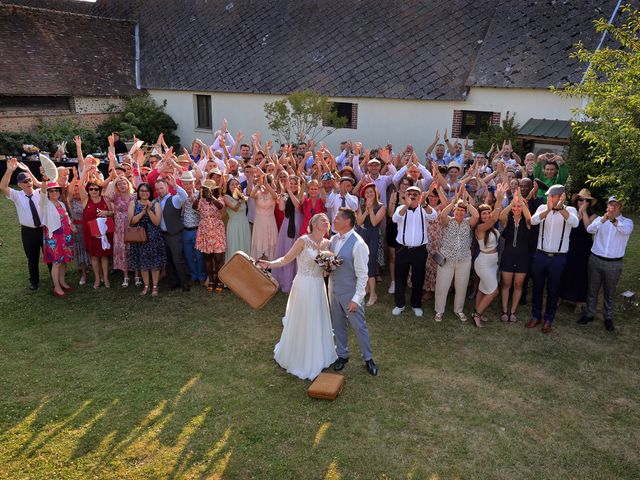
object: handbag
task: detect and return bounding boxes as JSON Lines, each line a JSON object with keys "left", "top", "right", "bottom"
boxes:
{"left": 431, "top": 251, "right": 446, "bottom": 267}
{"left": 124, "top": 225, "right": 147, "bottom": 243}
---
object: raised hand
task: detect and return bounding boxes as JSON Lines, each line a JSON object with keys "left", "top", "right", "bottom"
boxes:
{"left": 108, "top": 133, "right": 115, "bottom": 147}
{"left": 73, "top": 135, "right": 82, "bottom": 147}
{"left": 6, "top": 157, "right": 18, "bottom": 171}
{"left": 555, "top": 192, "right": 566, "bottom": 209}
{"left": 435, "top": 129, "right": 440, "bottom": 141}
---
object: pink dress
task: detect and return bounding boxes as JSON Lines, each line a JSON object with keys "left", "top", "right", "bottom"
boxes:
{"left": 196, "top": 200, "right": 226, "bottom": 254}
{"left": 43, "top": 202, "right": 73, "bottom": 264}
{"left": 251, "top": 191, "right": 278, "bottom": 260}
{"left": 108, "top": 193, "right": 134, "bottom": 272}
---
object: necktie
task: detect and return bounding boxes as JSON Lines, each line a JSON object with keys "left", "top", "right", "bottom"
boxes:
{"left": 26, "top": 194, "right": 41, "bottom": 227}
{"left": 341, "top": 196, "right": 346, "bottom": 208}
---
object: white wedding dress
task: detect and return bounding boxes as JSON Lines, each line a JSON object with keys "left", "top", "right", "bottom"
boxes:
{"left": 274, "top": 235, "right": 338, "bottom": 380}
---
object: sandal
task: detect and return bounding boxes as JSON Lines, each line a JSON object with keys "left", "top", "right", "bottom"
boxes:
{"left": 134, "top": 276, "right": 142, "bottom": 287}
{"left": 472, "top": 312, "right": 484, "bottom": 328}
{"left": 509, "top": 313, "right": 518, "bottom": 323}
{"left": 151, "top": 286, "right": 158, "bottom": 297}
{"left": 501, "top": 312, "right": 509, "bottom": 322}
{"left": 365, "top": 296, "right": 377, "bottom": 307}
{"left": 207, "top": 285, "right": 214, "bottom": 293}
{"left": 434, "top": 313, "right": 443, "bottom": 322}
{"left": 140, "top": 286, "right": 149, "bottom": 296}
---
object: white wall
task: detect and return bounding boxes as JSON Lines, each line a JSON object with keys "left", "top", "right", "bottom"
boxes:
{"left": 149, "top": 87, "right": 581, "bottom": 152}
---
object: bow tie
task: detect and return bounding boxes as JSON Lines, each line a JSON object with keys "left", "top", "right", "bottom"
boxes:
{"left": 337, "top": 234, "right": 346, "bottom": 241}
{"left": 407, "top": 206, "right": 417, "bottom": 212}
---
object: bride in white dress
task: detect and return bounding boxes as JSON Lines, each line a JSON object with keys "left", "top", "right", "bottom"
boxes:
{"left": 259, "top": 213, "right": 337, "bottom": 380}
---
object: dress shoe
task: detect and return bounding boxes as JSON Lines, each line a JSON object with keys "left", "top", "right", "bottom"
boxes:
{"left": 604, "top": 318, "right": 615, "bottom": 331}
{"left": 28, "top": 282, "right": 38, "bottom": 291}
{"left": 577, "top": 315, "right": 594, "bottom": 325}
{"left": 541, "top": 322, "right": 552, "bottom": 334}
{"left": 333, "top": 357, "right": 349, "bottom": 372}
{"left": 525, "top": 319, "right": 542, "bottom": 329}
{"left": 365, "top": 359, "right": 378, "bottom": 376}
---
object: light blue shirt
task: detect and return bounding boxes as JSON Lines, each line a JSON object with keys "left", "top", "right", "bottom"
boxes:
{"left": 158, "top": 186, "right": 188, "bottom": 231}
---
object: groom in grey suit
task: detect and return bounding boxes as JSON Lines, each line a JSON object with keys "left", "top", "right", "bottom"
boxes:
{"left": 329, "top": 208, "right": 378, "bottom": 376}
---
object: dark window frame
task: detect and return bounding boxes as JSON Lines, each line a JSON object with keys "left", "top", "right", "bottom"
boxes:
{"left": 195, "top": 95, "right": 212, "bottom": 130}
{"left": 0, "top": 96, "right": 71, "bottom": 112}
{"left": 460, "top": 110, "right": 493, "bottom": 137}
{"left": 323, "top": 101, "right": 357, "bottom": 129}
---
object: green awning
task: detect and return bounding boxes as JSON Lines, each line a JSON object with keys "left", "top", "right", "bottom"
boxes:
{"left": 518, "top": 118, "right": 572, "bottom": 140}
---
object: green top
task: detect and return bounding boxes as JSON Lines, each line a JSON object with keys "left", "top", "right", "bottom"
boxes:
{"left": 534, "top": 162, "right": 569, "bottom": 197}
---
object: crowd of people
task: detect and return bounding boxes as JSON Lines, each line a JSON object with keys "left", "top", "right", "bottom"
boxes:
{"left": 2, "top": 124, "right": 634, "bottom": 342}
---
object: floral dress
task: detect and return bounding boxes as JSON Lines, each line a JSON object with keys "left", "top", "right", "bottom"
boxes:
{"left": 69, "top": 197, "right": 90, "bottom": 266}
{"left": 424, "top": 206, "right": 444, "bottom": 292}
{"left": 43, "top": 202, "right": 73, "bottom": 264}
{"left": 128, "top": 201, "right": 167, "bottom": 271}
{"left": 196, "top": 200, "right": 226, "bottom": 254}
{"left": 108, "top": 193, "right": 134, "bottom": 272}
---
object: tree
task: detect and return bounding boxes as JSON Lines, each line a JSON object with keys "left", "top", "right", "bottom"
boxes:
{"left": 555, "top": 3, "right": 640, "bottom": 207}
{"left": 264, "top": 90, "right": 348, "bottom": 144}
{"left": 97, "top": 93, "right": 180, "bottom": 149}
{"left": 470, "top": 112, "right": 524, "bottom": 157}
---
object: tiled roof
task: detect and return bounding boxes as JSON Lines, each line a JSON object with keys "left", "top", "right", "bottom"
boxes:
{"left": 0, "top": 3, "right": 138, "bottom": 97}
{"left": 467, "top": 0, "right": 620, "bottom": 88}
{"left": 2, "top": 0, "right": 620, "bottom": 99}
{"left": 518, "top": 118, "right": 572, "bottom": 139}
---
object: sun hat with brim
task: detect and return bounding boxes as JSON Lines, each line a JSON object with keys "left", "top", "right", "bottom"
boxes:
{"left": 46, "top": 182, "right": 61, "bottom": 189}
{"left": 571, "top": 188, "right": 596, "bottom": 207}
{"left": 367, "top": 158, "right": 381, "bottom": 165}
{"left": 321, "top": 172, "right": 334, "bottom": 181}
{"left": 202, "top": 179, "right": 219, "bottom": 190}
{"left": 447, "top": 161, "right": 461, "bottom": 171}
{"left": 406, "top": 186, "right": 421, "bottom": 195}
{"left": 209, "top": 167, "right": 222, "bottom": 176}
{"left": 359, "top": 183, "right": 377, "bottom": 197}
{"left": 545, "top": 184, "right": 565, "bottom": 196}
{"left": 180, "top": 170, "right": 196, "bottom": 182}
{"left": 339, "top": 176, "right": 355, "bottom": 185}
{"left": 140, "top": 166, "right": 152, "bottom": 173}
{"left": 177, "top": 154, "right": 191, "bottom": 164}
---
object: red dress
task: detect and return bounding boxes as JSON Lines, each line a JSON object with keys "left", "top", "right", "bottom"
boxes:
{"left": 299, "top": 197, "right": 326, "bottom": 236}
{"left": 83, "top": 197, "right": 113, "bottom": 257}
{"left": 195, "top": 200, "right": 226, "bottom": 254}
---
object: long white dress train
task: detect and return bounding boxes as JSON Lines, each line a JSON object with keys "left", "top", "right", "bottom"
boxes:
{"left": 274, "top": 236, "right": 337, "bottom": 380}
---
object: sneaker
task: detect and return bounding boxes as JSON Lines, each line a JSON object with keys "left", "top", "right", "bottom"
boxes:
{"left": 413, "top": 308, "right": 423, "bottom": 317}
{"left": 454, "top": 312, "right": 467, "bottom": 322}
{"left": 391, "top": 306, "right": 405, "bottom": 316}
{"left": 388, "top": 281, "right": 395, "bottom": 294}
{"left": 434, "top": 313, "right": 443, "bottom": 322}
{"left": 134, "top": 276, "right": 142, "bottom": 287}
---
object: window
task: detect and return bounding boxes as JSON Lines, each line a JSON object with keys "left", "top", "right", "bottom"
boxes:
{"left": 460, "top": 110, "right": 492, "bottom": 137}
{"left": 323, "top": 102, "right": 358, "bottom": 129}
{"left": 195, "top": 95, "right": 212, "bottom": 130}
{"left": 0, "top": 96, "right": 71, "bottom": 112}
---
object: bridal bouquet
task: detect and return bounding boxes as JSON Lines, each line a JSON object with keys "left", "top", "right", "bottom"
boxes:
{"left": 315, "top": 251, "right": 343, "bottom": 273}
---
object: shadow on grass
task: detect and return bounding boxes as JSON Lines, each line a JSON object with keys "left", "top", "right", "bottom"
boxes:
{"left": 3, "top": 376, "right": 234, "bottom": 478}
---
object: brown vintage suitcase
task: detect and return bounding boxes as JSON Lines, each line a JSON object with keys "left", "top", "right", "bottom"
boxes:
{"left": 308, "top": 373, "right": 345, "bottom": 400}
{"left": 218, "top": 251, "right": 279, "bottom": 309}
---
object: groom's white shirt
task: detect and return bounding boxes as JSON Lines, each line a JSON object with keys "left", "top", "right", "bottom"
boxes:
{"left": 332, "top": 228, "right": 369, "bottom": 305}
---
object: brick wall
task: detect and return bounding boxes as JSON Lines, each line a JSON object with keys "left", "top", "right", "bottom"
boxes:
{"left": 491, "top": 112, "right": 501, "bottom": 126}
{"left": 0, "top": 113, "right": 117, "bottom": 131}
{"left": 452, "top": 110, "right": 462, "bottom": 137}
{"left": 351, "top": 103, "right": 358, "bottom": 129}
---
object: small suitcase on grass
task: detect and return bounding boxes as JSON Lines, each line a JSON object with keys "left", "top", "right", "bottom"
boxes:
{"left": 218, "top": 251, "right": 279, "bottom": 309}
{"left": 308, "top": 373, "right": 345, "bottom": 400}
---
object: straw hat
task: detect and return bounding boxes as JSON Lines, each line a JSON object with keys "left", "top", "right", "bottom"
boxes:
{"left": 202, "top": 179, "right": 219, "bottom": 190}
{"left": 447, "top": 161, "right": 461, "bottom": 171}
{"left": 571, "top": 188, "right": 596, "bottom": 207}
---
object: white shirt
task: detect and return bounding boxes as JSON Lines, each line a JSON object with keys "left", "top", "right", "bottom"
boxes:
{"left": 392, "top": 164, "right": 433, "bottom": 191}
{"left": 327, "top": 192, "right": 359, "bottom": 228}
{"left": 332, "top": 229, "right": 369, "bottom": 304}
{"left": 531, "top": 205, "right": 579, "bottom": 253}
{"left": 587, "top": 215, "right": 634, "bottom": 259}
{"left": 351, "top": 155, "right": 397, "bottom": 205}
{"left": 392, "top": 205, "right": 438, "bottom": 247}
{"left": 7, "top": 188, "right": 43, "bottom": 228}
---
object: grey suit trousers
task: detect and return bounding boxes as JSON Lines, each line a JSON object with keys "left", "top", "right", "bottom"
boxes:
{"left": 329, "top": 292, "right": 373, "bottom": 361}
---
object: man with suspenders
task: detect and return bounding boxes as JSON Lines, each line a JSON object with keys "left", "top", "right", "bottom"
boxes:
{"left": 527, "top": 185, "right": 579, "bottom": 333}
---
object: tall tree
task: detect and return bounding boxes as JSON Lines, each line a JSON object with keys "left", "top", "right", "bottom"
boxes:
{"left": 556, "top": 4, "right": 640, "bottom": 207}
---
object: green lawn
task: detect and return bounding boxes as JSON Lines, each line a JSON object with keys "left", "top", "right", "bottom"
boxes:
{"left": 1, "top": 199, "right": 639, "bottom": 479}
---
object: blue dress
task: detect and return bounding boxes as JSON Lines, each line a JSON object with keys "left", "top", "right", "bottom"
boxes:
{"left": 128, "top": 201, "right": 167, "bottom": 271}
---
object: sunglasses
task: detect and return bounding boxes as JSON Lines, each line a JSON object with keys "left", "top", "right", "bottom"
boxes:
{"left": 20, "top": 179, "right": 33, "bottom": 183}
{"left": 577, "top": 198, "right": 588, "bottom": 202}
